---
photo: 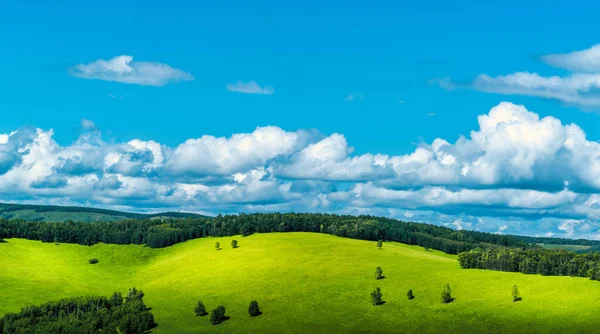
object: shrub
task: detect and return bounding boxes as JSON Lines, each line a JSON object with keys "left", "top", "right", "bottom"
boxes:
{"left": 441, "top": 283, "right": 454, "bottom": 303}
{"left": 88, "top": 258, "right": 99, "bottom": 264}
{"left": 512, "top": 285, "right": 521, "bottom": 302}
{"left": 407, "top": 289, "right": 415, "bottom": 300}
{"left": 371, "top": 287, "right": 383, "bottom": 305}
{"left": 375, "top": 266, "right": 384, "bottom": 280}
{"left": 215, "top": 242, "right": 220, "bottom": 250}
{"left": 210, "top": 305, "right": 227, "bottom": 325}
{"left": 231, "top": 240, "right": 238, "bottom": 248}
{"left": 195, "top": 301, "right": 207, "bottom": 316}
{"left": 248, "top": 300, "right": 261, "bottom": 317}
{"left": 377, "top": 240, "right": 383, "bottom": 249}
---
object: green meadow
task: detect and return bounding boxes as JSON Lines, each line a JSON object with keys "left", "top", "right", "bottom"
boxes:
{"left": 2, "top": 232, "right": 600, "bottom": 333}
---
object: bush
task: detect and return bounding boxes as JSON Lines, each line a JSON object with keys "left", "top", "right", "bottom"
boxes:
{"left": 248, "top": 300, "right": 261, "bottom": 317}
{"left": 441, "top": 283, "right": 454, "bottom": 303}
{"left": 195, "top": 301, "right": 207, "bottom": 316}
{"left": 88, "top": 258, "right": 99, "bottom": 264}
{"left": 215, "top": 242, "right": 221, "bottom": 250}
{"left": 377, "top": 240, "right": 383, "bottom": 249}
{"left": 371, "top": 287, "right": 384, "bottom": 305}
{"left": 231, "top": 240, "right": 238, "bottom": 248}
{"left": 512, "top": 285, "right": 521, "bottom": 302}
{"left": 210, "top": 305, "right": 227, "bottom": 325}
{"left": 407, "top": 289, "right": 415, "bottom": 300}
{"left": 375, "top": 266, "right": 384, "bottom": 280}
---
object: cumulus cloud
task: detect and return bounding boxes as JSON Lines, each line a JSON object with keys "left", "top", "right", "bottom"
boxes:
{"left": 70, "top": 55, "right": 194, "bottom": 86}
{"left": 226, "top": 81, "right": 274, "bottom": 95}
{"left": 344, "top": 93, "right": 364, "bottom": 102}
{"left": 6, "top": 102, "right": 600, "bottom": 238}
{"left": 436, "top": 44, "right": 600, "bottom": 107}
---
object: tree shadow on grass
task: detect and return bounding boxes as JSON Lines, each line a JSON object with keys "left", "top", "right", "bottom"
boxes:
{"left": 376, "top": 276, "right": 386, "bottom": 280}
{"left": 513, "top": 297, "right": 522, "bottom": 302}
{"left": 374, "top": 301, "right": 386, "bottom": 306}
{"left": 250, "top": 312, "right": 263, "bottom": 317}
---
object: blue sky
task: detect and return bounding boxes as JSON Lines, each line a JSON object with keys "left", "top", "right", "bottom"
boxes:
{"left": 3, "top": 0, "right": 600, "bottom": 238}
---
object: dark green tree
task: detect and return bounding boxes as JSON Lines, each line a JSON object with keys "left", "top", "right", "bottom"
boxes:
{"left": 375, "top": 266, "right": 383, "bottom": 280}
{"left": 441, "top": 283, "right": 453, "bottom": 303}
{"left": 512, "top": 285, "right": 521, "bottom": 302}
{"left": 210, "top": 305, "right": 227, "bottom": 325}
{"left": 377, "top": 240, "right": 383, "bottom": 249}
{"left": 195, "top": 301, "right": 207, "bottom": 316}
{"left": 407, "top": 289, "right": 415, "bottom": 300}
{"left": 371, "top": 287, "right": 383, "bottom": 305}
{"left": 231, "top": 240, "right": 238, "bottom": 248}
{"left": 248, "top": 300, "right": 261, "bottom": 317}
{"left": 125, "top": 287, "right": 144, "bottom": 303}
{"left": 215, "top": 242, "right": 220, "bottom": 250}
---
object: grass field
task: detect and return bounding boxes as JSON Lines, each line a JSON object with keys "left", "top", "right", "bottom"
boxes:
{"left": 2, "top": 233, "right": 600, "bottom": 333}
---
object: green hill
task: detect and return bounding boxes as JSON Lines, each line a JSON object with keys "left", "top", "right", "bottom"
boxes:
{"left": 2, "top": 233, "right": 600, "bottom": 333}
{"left": 0, "top": 202, "right": 208, "bottom": 222}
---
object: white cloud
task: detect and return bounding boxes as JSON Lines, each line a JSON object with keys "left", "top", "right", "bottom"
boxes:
{"left": 6, "top": 102, "right": 600, "bottom": 238}
{"left": 226, "top": 81, "right": 274, "bottom": 95}
{"left": 70, "top": 55, "right": 194, "bottom": 86}
{"left": 344, "top": 93, "right": 363, "bottom": 102}
{"left": 436, "top": 44, "right": 600, "bottom": 107}
{"left": 81, "top": 119, "right": 97, "bottom": 131}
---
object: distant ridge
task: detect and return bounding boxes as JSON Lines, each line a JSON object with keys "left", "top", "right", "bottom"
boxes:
{"left": 0, "top": 202, "right": 209, "bottom": 223}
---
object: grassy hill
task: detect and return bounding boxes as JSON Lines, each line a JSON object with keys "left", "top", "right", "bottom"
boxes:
{"left": 2, "top": 233, "right": 600, "bottom": 333}
{"left": 0, "top": 202, "right": 208, "bottom": 222}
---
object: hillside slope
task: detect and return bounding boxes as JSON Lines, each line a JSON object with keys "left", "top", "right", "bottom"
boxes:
{"left": 0, "top": 202, "right": 208, "bottom": 222}
{"left": 1, "top": 233, "right": 600, "bottom": 333}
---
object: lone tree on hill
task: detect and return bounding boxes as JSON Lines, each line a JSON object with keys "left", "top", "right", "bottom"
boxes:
{"left": 248, "top": 301, "right": 261, "bottom": 317}
{"left": 375, "top": 266, "right": 384, "bottom": 280}
{"left": 215, "top": 242, "right": 220, "bottom": 250}
{"left": 195, "top": 301, "right": 207, "bottom": 316}
{"left": 377, "top": 240, "right": 383, "bottom": 249}
{"left": 441, "top": 283, "right": 454, "bottom": 303}
{"left": 210, "top": 305, "right": 227, "bottom": 325}
{"left": 371, "top": 287, "right": 384, "bottom": 305}
{"left": 512, "top": 285, "right": 521, "bottom": 302}
{"left": 231, "top": 240, "right": 238, "bottom": 248}
{"left": 407, "top": 289, "right": 415, "bottom": 300}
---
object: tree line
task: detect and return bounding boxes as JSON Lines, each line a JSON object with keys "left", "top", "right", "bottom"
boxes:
{"left": 0, "top": 288, "right": 155, "bottom": 334}
{"left": 458, "top": 246, "right": 600, "bottom": 280}
{"left": 0, "top": 213, "right": 531, "bottom": 254}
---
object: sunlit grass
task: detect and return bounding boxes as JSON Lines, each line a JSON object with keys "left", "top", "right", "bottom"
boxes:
{"left": 2, "top": 233, "right": 600, "bottom": 333}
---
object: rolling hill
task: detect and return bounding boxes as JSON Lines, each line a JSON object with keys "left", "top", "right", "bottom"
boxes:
{"left": 2, "top": 232, "right": 600, "bottom": 333}
{"left": 0, "top": 202, "right": 208, "bottom": 222}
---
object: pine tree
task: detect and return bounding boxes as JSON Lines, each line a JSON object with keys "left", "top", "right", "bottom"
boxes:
{"left": 512, "top": 285, "right": 521, "bottom": 302}
{"left": 248, "top": 301, "right": 261, "bottom": 317}
{"left": 375, "top": 266, "right": 384, "bottom": 280}
{"left": 441, "top": 283, "right": 453, "bottom": 303}
{"left": 377, "top": 240, "right": 383, "bottom": 249}
{"left": 407, "top": 289, "right": 415, "bottom": 300}
{"left": 371, "top": 287, "right": 383, "bottom": 305}
{"left": 215, "top": 242, "right": 220, "bottom": 250}
{"left": 194, "top": 301, "right": 207, "bottom": 316}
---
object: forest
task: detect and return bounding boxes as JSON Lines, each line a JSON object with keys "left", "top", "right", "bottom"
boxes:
{"left": 458, "top": 246, "right": 600, "bottom": 280}
{"left": 0, "top": 288, "right": 156, "bottom": 333}
{"left": 0, "top": 213, "right": 530, "bottom": 253}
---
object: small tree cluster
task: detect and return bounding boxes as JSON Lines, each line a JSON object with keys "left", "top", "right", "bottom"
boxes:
{"left": 407, "top": 289, "right": 415, "bottom": 300}
{"left": 375, "top": 266, "right": 384, "bottom": 280}
{"left": 231, "top": 240, "right": 238, "bottom": 248}
{"left": 248, "top": 301, "right": 261, "bottom": 317}
{"left": 441, "top": 283, "right": 454, "bottom": 303}
{"left": 194, "top": 301, "right": 207, "bottom": 316}
{"left": 215, "top": 242, "right": 221, "bottom": 250}
{"left": 210, "top": 305, "right": 227, "bottom": 325}
{"left": 125, "top": 287, "right": 145, "bottom": 303}
{"left": 88, "top": 258, "right": 99, "bottom": 264}
{"left": 371, "top": 287, "right": 384, "bottom": 305}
